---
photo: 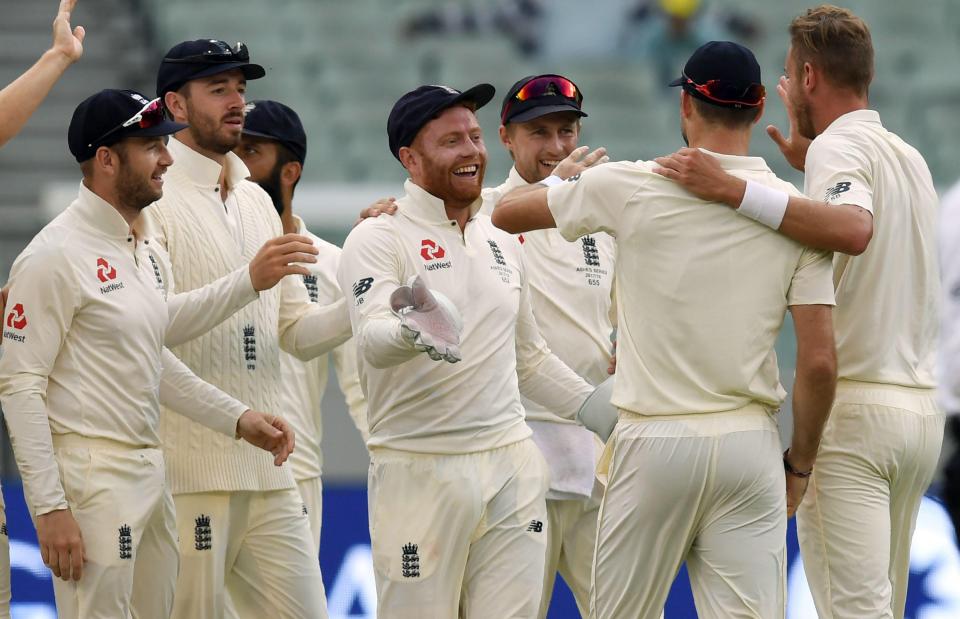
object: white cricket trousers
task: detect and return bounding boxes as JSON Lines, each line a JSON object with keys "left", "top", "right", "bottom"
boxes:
{"left": 171, "top": 488, "right": 327, "bottom": 619}
{"left": 797, "top": 380, "right": 945, "bottom": 619}
{"left": 591, "top": 405, "right": 786, "bottom": 619}
{"left": 368, "top": 438, "right": 550, "bottom": 619}
{"left": 297, "top": 476, "right": 323, "bottom": 558}
{"left": 49, "top": 435, "right": 178, "bottom": 619}
{"left": 538, "top": 497, "right": 599, "bottom": 619}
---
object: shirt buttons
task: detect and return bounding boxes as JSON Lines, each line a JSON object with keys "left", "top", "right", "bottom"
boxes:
{"left": 127, "top": 237, "right": 133, "bottom": 242}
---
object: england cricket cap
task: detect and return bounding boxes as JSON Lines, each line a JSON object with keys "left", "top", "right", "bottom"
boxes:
{"left": 242, "top": 100, "right": 307, "bottom": 164}
{"left": 668, "top": 41, "right": 765, "bottom": 109}
{"left": 157, "top": 39, "right": 266, "bottom": 99}
{"left": 68, "top": 89, "right": 187, "bottom": 163}
{"left": 387, "top": 83, "right": 496, "bottom": 160}
{"left": 500, "top": 74, "right": 587, "bottom": 125}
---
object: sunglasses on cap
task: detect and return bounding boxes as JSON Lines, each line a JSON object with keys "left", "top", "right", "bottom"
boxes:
{"left": 681, "top": 74, "right": 765, "bottom": 107}
{"left": 164, "top": 41, "right": 249, "bottom": 64}
{"left": 502, "top": 75, "right": 583, "bottom": 122}
{"left": 87, "top": 97, "right": 167, "bottom": 149}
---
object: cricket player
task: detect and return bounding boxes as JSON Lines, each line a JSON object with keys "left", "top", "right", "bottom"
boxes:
{"left": 655, "top": 9, "right": 943, "bottom": 617}
{"left": 0, "top": 88, "right": 298, "bottom": 618}
{"left": 235, "top": 99, "right": 368, "bottom": 554}
{"left": 337, "top": 83, "right": 598, "bottom": 618}
{"left": 144, "top": 40, "right": 354, "bottom": 618}
{"left": 939, "top": 181, "right": 960, "bottom": 546}
{"left": 493, "top": 41, "right": 838, "bottom": 618}
{"left": 482, "top": 74, "right": 613, "bottom": 618}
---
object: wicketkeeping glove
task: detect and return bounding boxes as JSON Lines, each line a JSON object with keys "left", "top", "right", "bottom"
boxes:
{"left": 390, "top": 276, "right": 463, "bottom": 363}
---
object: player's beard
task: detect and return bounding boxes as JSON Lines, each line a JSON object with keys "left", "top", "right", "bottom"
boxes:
{"left": 793, "top": 92, "right": 817, "bottom": 140}
{"left": 185, "top": 100, "right": 243, "bottom": 155}
{"left": 419, "top": 150, "right": 486, "bottom": 209}
{"left": 255, "top": 161, "right": 286, "bottom": 216}
{"left": 115, "top": 160, "right": 162, "bottom": 212}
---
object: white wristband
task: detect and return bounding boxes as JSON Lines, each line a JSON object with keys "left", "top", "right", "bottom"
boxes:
{"left": 539, "top": 175, "right": 565, "bottom": 188}
{"left": 737, "top": 180, "right": 789, "bottom": 230}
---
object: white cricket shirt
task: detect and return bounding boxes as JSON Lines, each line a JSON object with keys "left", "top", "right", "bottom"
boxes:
{"left": 804, "top": 110, "right": 940, "bottom": 389}
{"left": 547, "top": 154, "right": 836, "bottom": 416}
{"left": 938, "top": 180, "right": 960, "bottom": 415}
{"left": 280, "top": 216, "right": 368, "bottom": 481}
{"left": 338, "top": 180, "right": 594, "bottom": 454}
{"left": 0, "top": 183, "right": 256, "bottom": 515}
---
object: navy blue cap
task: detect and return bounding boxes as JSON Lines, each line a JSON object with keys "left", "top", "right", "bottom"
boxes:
{"left": 68, "top": 89, "right": 188, "bottom": 163}
{"left": 668, "top": 41, "right": 764, "bottom": 108}
{"left": 387, "top": 83, "right": 495, "bottom": 160}
{"left": 157, "top": 39, "right": 266, "bottom": 99}
{"left": 242, "top": 100, "right": 307, "bottom": 164}
{"left": 500, "top": 74, "right": 587, "bottom": 124}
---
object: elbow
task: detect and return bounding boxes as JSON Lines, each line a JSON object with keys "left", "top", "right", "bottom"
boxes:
{"left": 839, "top": 216, "right": 873, "bottom": 256}
{"left": 802, "top": 351, "right": 838, "bottom": 386}
{"left": 490, "top": 206, "right": 515, "bottom": 233}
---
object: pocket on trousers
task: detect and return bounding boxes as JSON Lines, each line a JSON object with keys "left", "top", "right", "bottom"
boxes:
{"left": 55, "top": 448, "right": 95, "bottom": 509}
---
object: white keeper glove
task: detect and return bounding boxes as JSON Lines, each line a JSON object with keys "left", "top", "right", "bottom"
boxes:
{"left": 577, "top": 376, "right": 618, "bottom": 441}
{"left": 390, "top": 275, "right": 463, "bottom": 363}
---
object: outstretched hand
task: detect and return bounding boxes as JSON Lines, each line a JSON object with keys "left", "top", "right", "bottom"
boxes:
{"left": 653, "top": 148, "right": 744, "bottom": 207}
{"left": 552, "top": 145, "right": 609, "bottom": 180}
{"left": 51, "top": 0, "right": 85, "bottom": 64}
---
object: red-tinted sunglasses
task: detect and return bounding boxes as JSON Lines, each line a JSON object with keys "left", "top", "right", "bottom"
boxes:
{"left": 502, "top": 75, "right": 583, "bottom": 122}
{"left": 682, "top": 74, "right": 765, "bottom": 107}
{"left": 88, "top": 98, "right": 167, "bottom": 149}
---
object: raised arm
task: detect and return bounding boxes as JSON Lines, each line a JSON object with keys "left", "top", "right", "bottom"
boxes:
{"left": 0, "top": 0, "right": 85, "bottom": 148}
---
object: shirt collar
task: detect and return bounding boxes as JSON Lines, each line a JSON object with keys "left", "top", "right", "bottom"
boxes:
{"left": 167, "top": 137, "right": 251, "bottom": 190}
{"left": 401, "top": 179, "right": 483, "bottom": 225}
{"left": 697, "top": 148, "right": 771, "bottom": 172}
{"left": 73, "top": 182, "right": 137, "bottom": 239}
{"left": 504, "top": 165, "right": 533, "bottom": 190}
{"left": 823, "top": 109, "right": 881, "bottom": 133}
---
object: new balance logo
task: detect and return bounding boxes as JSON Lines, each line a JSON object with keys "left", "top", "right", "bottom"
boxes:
{"left": 582, "top": 236, "right": 600, "bottom": 267}
{"left": 302, "top": 504, "right": 309, "bottom": 516}
{"left": 303, "top": 275, "right": 319, "bottom": 303}
{"left": 487, "top": 240, "right": 506, "bottom": 266}
{"left": 527, "top": 520, "right": 543, "bottom": 533}
{"left": 401, "top": 543, "right": 420, "bottom": 578}
{"left": 0, "top": 523, "right": 7, "bottom": 537}
{"left": 119, "top": 524, "right": 133, "bottom": 559}
{"left": 353, "top": 277, "right": 374, "bottom": 299}
{"left": 824, "top": 181, "right": 852, "bottom": 200}
{"left": 242, "top": 325, "right": 257, "bottom": 370}
{"left": 194, "top": 515, "right": 212, "bottom": 551}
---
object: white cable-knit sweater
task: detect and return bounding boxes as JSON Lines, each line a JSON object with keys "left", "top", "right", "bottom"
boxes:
{"left": 143, "top": 139, "right": 352, "bottom": 493}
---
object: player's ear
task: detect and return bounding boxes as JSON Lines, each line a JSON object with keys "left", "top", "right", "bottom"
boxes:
{"left": 679, "top": 90, "right": 694, "bottom": 120}
{"left": 280, "top": 161, "right": 302, "bottom": 188}
{"left": 802, "top": 61, "right": 817, "bottom": 93}
{"left": 399, "top": 146, "right": 417, "bottom": 174}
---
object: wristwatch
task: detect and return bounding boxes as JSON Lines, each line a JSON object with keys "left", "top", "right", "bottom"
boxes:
{"left": 783, "top": 449, "right": 813, "bottom": 478}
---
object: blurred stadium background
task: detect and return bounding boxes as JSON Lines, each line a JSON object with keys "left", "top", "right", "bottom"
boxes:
{"left": 1, "top": 0, "right": 959, "bottom": 617}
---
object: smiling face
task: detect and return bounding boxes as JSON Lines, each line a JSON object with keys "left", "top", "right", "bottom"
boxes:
{"left": 401, "top": 105, "right": 487, "bottom": 209}
{"left": 111, "top": 136, "right": 174, "bottom": 210}
{"left": 175, "top": 69, "right": 248, "bottom": 154}
{"left": 500, "top": 111, "right": 580, "bottom": 183}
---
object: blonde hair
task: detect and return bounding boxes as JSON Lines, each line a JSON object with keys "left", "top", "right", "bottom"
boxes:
{"left": 789, "top": 5, "right": 874, "bottom": 96}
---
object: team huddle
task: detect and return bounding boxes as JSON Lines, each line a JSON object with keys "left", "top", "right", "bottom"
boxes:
{"left": 0, "top": 1, "right": 946, "bottom": 618}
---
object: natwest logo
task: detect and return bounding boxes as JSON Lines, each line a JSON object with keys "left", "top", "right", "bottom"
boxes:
{"left": 97, "top": 257, "right": 117, "bottom": 283}
{"left": 6, "top": 303, "right": 26, "bottom": 330}
{"left": 420, "top": 239, "right": 446, "bottom": 261}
